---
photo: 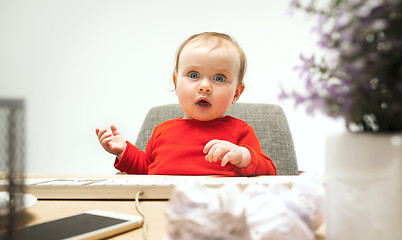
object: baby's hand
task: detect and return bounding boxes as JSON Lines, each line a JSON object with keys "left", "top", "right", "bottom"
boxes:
{"left": 96, "top": 125, "right": 127, "bottom": 159}
{"left": 203, "top": 140, "right": 251, "bottom": 168}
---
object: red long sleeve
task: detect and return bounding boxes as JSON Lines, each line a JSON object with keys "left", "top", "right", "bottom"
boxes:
{"left": 114, "top": 116, "right": 276, "bottom": 176}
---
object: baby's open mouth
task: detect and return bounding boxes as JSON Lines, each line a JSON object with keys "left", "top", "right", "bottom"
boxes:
{"left": 196, "top": 99, "right": 211, "bottom": 107}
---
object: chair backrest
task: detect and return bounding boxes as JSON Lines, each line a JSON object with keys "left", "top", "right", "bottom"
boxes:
{"left": 135, "top": 103, "right": 298, "bottom": 175}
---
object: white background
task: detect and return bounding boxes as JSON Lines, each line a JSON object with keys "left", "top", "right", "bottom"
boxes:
{"left": 0, "top": 0, "right": 344, "bottom": 174}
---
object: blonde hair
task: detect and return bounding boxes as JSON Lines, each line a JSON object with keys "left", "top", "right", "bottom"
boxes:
{"left": 173, "top": 32, "right": 247, "bottom": 88}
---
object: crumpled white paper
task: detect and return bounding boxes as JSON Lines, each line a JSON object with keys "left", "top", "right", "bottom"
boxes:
{"left": 165, "top": 173, "right": 325, "bottom": 240}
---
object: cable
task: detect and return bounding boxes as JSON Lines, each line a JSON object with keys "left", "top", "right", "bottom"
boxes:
{"left": 135, "top": 190, "right": 149, "bottom": 240}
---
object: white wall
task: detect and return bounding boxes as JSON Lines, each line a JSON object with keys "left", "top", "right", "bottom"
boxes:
{"left": 0, "top": 0, "right": 343, "bottom": 174}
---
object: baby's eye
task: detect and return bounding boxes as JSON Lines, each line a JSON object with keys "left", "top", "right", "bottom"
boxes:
{"left": 214, "top": 75, "right": 226, "bottom": 82}
{"left": 188, "top": 72, "right": 199, "bottom": 79}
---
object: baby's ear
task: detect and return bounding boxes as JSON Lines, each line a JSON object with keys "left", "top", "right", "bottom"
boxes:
{"left": 172, "top": 73, "right": 177, "bottom": 88}
{"left": 232, "top": 84, "right": 245, "bottom": 104}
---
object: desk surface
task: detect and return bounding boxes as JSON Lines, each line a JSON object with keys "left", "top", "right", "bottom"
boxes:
{"left": 15, "top": 199, "right": 326, "bottom": 240}
{"left": 1, "top": 173, "right": 326, "bottom": 239}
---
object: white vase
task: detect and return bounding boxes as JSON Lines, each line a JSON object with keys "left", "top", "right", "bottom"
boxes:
{"left": 325, "top": 132, "right": 402, "bottom": 240}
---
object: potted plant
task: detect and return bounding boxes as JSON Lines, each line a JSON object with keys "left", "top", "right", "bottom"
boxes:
{"left": 281, "top": 1, "right": 402, "bottom": 239}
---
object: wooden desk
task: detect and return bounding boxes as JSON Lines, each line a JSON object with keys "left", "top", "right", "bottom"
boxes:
{"left": 11, "top": 199, "right": 325, "bottom": 240}
{"left": 1, "top": 173, "right": 326, "bottom": 239}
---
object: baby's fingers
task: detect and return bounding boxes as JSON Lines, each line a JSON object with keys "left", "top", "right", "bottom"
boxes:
{"left": 110, "top": 124, "right": 121, "bottom": 136}
{"left": 97, "top": 129, "right": 111, "bottom": 144}
{"left": 221, "top": 153, "right": 233, "bottom": 167}
{"left": 203, "top": 139, "right": 222, "bottom": 154}
{"left": 96, "top": 129, "right": 107, "bottom": 140}
{"left": 101, "top": 137, "right": 112, "bottom": 146}
{"left": 96, "top": 128, "right": 102, "bottom": 137}
{"left": 100, "top": 133, "right": 112, "bottom": 143}
{"left": 210, "top": 146, "right": 228, "bottom": 163}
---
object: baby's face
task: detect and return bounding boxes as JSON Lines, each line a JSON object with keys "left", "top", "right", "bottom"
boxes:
{"left": 175, "top": 41, "right": 244, "bottom": 121}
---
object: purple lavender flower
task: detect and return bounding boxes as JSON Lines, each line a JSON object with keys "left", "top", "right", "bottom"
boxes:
{"left": 280, "top": 0, "right": 402, "bottom": 132}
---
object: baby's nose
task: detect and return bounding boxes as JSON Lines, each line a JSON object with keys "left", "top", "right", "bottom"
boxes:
{"left": 198, "top": 79, "right": 212, "bottom": 93}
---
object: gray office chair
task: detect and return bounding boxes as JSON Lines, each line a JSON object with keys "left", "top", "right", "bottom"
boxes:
{"left": 135, "top": 103, "right": 298, "bottom": 175}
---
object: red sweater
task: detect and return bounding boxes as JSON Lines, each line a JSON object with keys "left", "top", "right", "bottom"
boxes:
{"left": 114, "top": 116, "right": 276, "bottom": 176}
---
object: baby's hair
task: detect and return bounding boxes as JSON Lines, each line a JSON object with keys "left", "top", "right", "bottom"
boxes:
{"left": 173, "top": 32, "right": 247, "bottom": 87}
